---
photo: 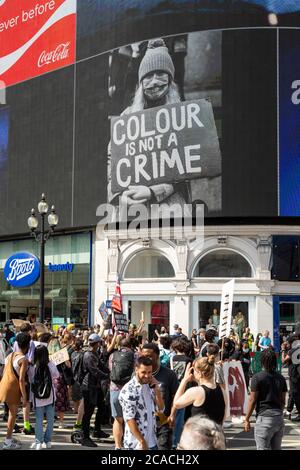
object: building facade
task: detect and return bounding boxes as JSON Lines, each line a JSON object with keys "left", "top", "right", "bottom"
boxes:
{"left": 93, "top": 224, "right": 300, "bottom": 350}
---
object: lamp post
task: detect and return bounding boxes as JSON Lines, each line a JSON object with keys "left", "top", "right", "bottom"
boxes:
{"left": 27, "top": 194, "right": 59, "bottom": 324}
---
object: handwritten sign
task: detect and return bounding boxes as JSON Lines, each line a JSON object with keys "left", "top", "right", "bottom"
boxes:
{"left": 219, "top": 279, "right": 235, "bottom": 339}
{"left": 49, "top": 346, "right": 69, "bottom": 366}
{"left": 110, "top": 99, "right": 221, "bottom": 193}
{"left": 114, "top": 313, "right": 129, "bottom": 333}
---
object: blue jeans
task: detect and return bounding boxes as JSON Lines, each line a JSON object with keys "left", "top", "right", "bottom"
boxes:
{"left": 35, "top": 404, "right": 55, "bottom": 444}
{"left": 172, "top": 408, "right": 185, "bottom": 448}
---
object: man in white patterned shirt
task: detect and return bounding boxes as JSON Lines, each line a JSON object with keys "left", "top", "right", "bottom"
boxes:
{"left": 119, "top": 356, "right": 164, "bottom": 450}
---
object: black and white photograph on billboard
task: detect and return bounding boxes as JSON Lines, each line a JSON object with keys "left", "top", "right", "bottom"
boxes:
{"left": 106, "top": 32, "right": 222, "bottom": 220}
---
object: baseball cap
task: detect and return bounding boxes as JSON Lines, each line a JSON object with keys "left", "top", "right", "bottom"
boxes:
{"left": 88, "top": 333, "right": 101, "bottom": 344}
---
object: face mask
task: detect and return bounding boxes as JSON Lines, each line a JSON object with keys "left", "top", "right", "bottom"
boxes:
{"left": 142, "top": 72, "right": 169, "bottom": 101}
{"left": 244, "top": 348, "right": 249, "bottom": 353}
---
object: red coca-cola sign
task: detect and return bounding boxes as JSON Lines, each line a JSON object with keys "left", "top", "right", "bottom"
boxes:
{"left": 0, "top": 0, "right": 76, "bottom": 88}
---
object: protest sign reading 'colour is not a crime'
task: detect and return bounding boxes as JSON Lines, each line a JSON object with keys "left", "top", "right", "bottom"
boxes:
{"left": 110, "top": 99, "right": 221, "bottom": 193}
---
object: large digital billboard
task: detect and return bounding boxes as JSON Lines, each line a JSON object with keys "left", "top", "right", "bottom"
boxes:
{"left": 0, "top": 0, "right": 76, "bottom": 88}
{"left": 0, "top": 1, "right": 299, "bottom": 235}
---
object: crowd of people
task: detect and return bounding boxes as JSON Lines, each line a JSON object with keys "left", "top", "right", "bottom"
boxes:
{"left": 0, "top": 318, "right": 299, "bottom": 451}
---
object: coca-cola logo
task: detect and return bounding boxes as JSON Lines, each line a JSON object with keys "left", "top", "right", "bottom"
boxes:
{"left": 4, "top": 252, "right": 40, "bottom": 287}
{"left": 37, "top": 42, "right": 70, "bottom": 68}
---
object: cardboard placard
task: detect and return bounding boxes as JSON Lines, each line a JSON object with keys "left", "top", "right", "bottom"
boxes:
{"left": 111, "top": 99, "right": 221, "bottom": 192}
{"left": 34, "top": 322, "right": 49, "bottom": 334}
{"left": 12, "top": 319, "right": 30, "bottom": 328}
{"left": 49, "top": 346, "right": 69, "bottom": 366}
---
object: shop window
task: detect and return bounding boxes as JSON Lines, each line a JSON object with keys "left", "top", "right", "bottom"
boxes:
{"left": 198, "top": 301, "right": 249, "bottom": 337}
{"left": 194, "top": 249, "right": 252, "bottom": 278}
{"left": 124, "top": 250, "right": 175, "bottom": 278}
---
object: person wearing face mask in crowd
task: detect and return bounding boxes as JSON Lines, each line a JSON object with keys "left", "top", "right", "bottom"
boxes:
{"left": 107, "top": 38, "right": 191, "bottom": 213}
{"left": 230, "top": 340, "right": 251, "bottom": 389}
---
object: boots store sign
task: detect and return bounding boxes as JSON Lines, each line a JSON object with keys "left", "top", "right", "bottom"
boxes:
{"left": 4, "top": 252, "right": 40, "bottom": 287}
{"left": 0, "top": 0, "right": 76, "bottom": 88}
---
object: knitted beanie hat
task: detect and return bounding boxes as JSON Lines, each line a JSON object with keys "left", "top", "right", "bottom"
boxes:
{"left": 138, "top": 38, "right": 175, "bottom": 83}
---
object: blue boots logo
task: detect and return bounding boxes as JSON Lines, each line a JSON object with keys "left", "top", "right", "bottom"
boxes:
{"left": 4, "top": 252, "right": 40, "bottom": 287}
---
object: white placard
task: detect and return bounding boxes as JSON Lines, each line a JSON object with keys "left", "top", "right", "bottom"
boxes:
{"left": 219, "top": 279, "right": 235, "bottom": 339}
{"left": 49, "top": 346, "right": 69, "bottom": 366}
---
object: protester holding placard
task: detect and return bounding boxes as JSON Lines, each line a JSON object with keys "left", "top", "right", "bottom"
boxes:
{"left": 108, "top": 38, "right": 188, "bottom": 211}
{"left": 48, "top": 338, "right": 70, "bottom": 430}
{"left": 108, "top": 38, "right": 221, "bottom": 219}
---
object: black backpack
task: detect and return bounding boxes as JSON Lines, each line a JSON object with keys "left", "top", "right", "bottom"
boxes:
{"left": 31, "top": 364, "right": 53, "bottom": 403}
{"left": 72, "top": 351, "right": 85, "bottom": 384}
{"left": 110, "top": 349, "right": 134, "bottom": 385}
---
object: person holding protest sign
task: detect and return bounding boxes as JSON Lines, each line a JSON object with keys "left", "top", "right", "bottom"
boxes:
{"left": 107, "top": 36, "right": 222, "bottom": 221}
{"left": 48, "top": 338, "right": 71, "bottom": 430}
{"left": 107, "top": 38, "right": 191, "bottom": 212}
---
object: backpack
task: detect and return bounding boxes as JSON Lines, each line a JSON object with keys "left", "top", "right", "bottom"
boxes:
{"left": 72, "top": 351, "right": 85, "bottom": 384}
{"left": 110, "top": 349, "right": 134, "bottom": 385}
{"left": 31, "top": 365, "right": 53, "bottom": 403}
{"left": 160, "top": 349, "right": 172, "bottom": 367}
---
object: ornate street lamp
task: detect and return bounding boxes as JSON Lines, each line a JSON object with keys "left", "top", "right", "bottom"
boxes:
{"left": 28, "top": 194, "right": 58, "bottom": 323}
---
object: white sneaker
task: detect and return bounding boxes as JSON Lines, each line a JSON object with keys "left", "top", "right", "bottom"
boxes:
{"left": 30, "top": 442, "right": 42, "bottom": 450}
{"left": 43, "top": 442, "right": 52, "bottom": 449}
{"left": 223, "top": 421, "right": 233, "bottom": 429}
{"left": 2, "top": 439, "right": 22, "bottom": 450}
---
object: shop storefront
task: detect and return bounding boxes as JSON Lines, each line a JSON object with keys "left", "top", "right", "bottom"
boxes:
{"left": 0, "top": 232, "right": 92, "bottom": 326}
{"left": 94, "top": 227, "right": 272, "bottom": 341}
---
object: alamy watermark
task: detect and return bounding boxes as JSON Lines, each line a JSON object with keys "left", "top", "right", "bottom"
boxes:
{"left": 95, "top": 199, "right": 204, "bottom": 244}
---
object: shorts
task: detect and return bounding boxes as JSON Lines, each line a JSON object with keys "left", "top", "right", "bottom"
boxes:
{"left": 72, "top": 382, "right": 83, "bottom": 402}
{"left": 110, "top": 390, "right": 123, "bottom": 419}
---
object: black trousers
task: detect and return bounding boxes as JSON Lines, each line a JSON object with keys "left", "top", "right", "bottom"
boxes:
{"left": 82, "top": 388, "right": 105, "bottom": 439}
{"left": 289, "top": 381, "right": 300, "bottom": 414}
